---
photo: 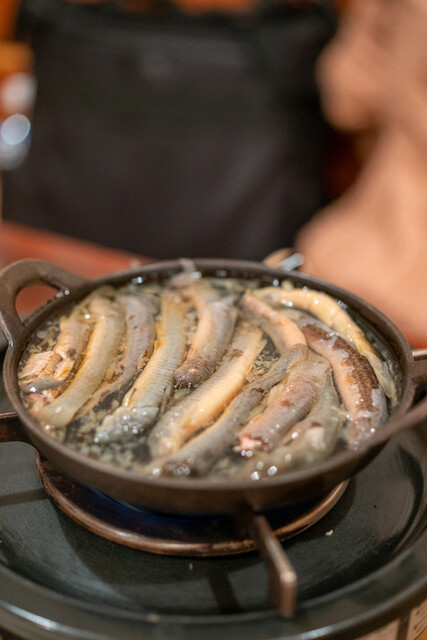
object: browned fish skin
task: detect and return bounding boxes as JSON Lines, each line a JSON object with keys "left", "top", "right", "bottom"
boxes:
{"left": 21, "top": 273, "right": 391, "bottom": 477}
{"left": 32, "top": 296, "right": 126, "bottom": 429}
{"left": 238, "top": 371, "right": 344, "bottom": 479}
{"left": 174, "top": 280, "right": 237, "bottom": 388}
{"left": 19, "top": 305, "right": 91, "bottom": 394}
{"left": 236, "top": 353, "right": 330, "bottom": 452}
{"left": 75, "top": 292, "right": 157, "bottom": 418}
{"left": 255, "top": 284, "right": 396, "bottom": 402}
{"left": 240, "top": 290, "right": 307, "bottom": 356}
{"left": 147, "top": 352, "right": 292, "bottom": 478}
{"left": 147, "top": 321, "right": 264, "bottom": 458}
{"left": 95, "top": 290, "right": 187, "bottom": 441}
{"left": 298, "top": 318, "right": 388, "bottom": 446}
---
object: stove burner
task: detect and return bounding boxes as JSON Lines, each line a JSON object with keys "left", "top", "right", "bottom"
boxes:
{"left": 35, "top": 455, "right": 348, "bottom": 556}
{"left": 0, "top": 424, "right": 425, "bottom": 640}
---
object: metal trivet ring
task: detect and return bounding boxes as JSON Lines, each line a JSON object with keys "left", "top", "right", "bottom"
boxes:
{"left": 36, "top": 455, "right": 348, "bottom": 557}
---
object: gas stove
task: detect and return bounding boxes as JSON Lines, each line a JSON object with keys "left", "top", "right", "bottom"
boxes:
{"left": 0, "top": 325, "right": 425, "bottom": 640}
{"left": 0, "top": 411, "right": 425, "bottom": 640}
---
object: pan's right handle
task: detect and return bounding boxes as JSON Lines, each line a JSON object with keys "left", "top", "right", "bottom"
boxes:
{"left": 262, "top": 248, "right": 305, "bottom": 272}
{"left": 0, "top": 259, "right": 88, "bottom": 348}
{"left": 411, "top": 348, "right": 427, "bottom": 386}
{"left": 0, "top": 413, "right": 32, "bottom": 444}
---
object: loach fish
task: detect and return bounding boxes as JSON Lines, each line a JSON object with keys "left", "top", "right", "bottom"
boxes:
{"left": 75, "top": 292, "right": 158, "bottom": 418}
{"left": 19, "top": 301, "right": 93, "bottom": 394}
{"left": 95, "top": 290, "right": 187, "bottom": 441}
{"left": 238, "top": 371, "right": 344, "bottom": 480}
{"left": 31, "top": 295, "right": 126, "bottom": 430}
{"left": 240, "top": 290, "right": 307, "bottom": 358}
{"left": 298, "top": 316, "right": 388, "bottom": 447}
{"left": 174, "top": 279, "right": 237, "bottom": 388}
{"left": 147, "top": 321, "right": 265, "bottom": 459}
{"left": 254, "top": 284, "right": 396, "bottom": 402}
{"left": 236, "top": 352, "right": 331, "bottom": 453}
{"left": 145, "top": 352, "right": 293, "bottom": 478}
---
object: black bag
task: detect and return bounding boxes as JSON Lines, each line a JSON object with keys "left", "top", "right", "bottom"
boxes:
{"left": 3, "top": 0, "right": 335, "bottom": 260}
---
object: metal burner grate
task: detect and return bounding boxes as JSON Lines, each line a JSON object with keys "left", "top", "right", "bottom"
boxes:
{"left": 35, "top": 455, "right": 348, "bottom": 557}
{"left": 0, "top": 425, "right": 425, "bottom": 640}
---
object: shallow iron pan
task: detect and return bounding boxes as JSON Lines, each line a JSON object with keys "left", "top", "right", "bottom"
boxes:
{"left": 0, "top": 257, "right": 426, "bottom": 517}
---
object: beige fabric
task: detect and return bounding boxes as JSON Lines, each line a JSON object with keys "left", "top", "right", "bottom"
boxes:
{"left": 316, "top": 0, "right": 393, "bottom": 132}
{"left": 296, "top": 0, "right": 427, "bottom": 346}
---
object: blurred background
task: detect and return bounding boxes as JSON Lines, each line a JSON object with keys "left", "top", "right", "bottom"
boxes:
{"left": 0, "top": 0, "right": 425, "bottom": 346}
{"left": 0, "top": 0, "right": 356, "bottom": 259}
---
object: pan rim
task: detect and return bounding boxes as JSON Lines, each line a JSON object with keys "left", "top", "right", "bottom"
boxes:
{"left": 1, "top": 258, "right": 421, "bottom": 505}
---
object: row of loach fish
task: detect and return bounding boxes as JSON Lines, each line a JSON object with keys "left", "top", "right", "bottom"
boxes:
{"left": 18, "top": 265, "right": 396, "bottom": 481}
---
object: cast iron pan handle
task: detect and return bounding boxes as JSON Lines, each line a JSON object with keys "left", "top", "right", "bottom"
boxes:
{"left": 262, "top": 248, "right": 304, "bottom": 272}
{"left": 0, "top": 259, "right": 88, "bottom": 348}
{"left": 411, "top": 348, "right": 427, "bottom": 385}
{"left": 395, "top": 348, "right": 427, "bottom": 439}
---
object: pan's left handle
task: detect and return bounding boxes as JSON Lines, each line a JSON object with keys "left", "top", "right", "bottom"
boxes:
{"left": 0, "top": 412, "right": 32, "bottom": 444}
{"left": 0, "top": 258, "right": 88, "bottom": 348}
